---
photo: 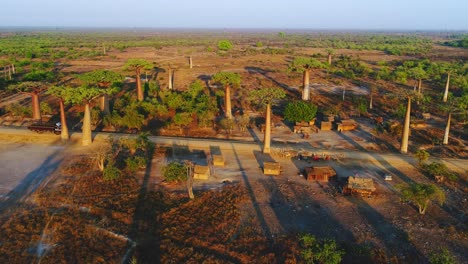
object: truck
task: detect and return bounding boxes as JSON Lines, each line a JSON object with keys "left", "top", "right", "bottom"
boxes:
{"left": 27, "top": 122, "right": 61, "bottom": 135}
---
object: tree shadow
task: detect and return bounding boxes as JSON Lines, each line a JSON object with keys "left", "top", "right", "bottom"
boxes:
{"left": 336, "top": 131, "right": 415, "bottom": 185}
{"left": 348, "top": 197, "right": 426, "bottom": 263}
{"left": 0, "top": 150, "right": 63, "bottom": 213}
{"left": 231, "top": 143, "right": 272, "bottom": 240}
{"left": 245, "top": 66, "right": 300, "bottom": 98}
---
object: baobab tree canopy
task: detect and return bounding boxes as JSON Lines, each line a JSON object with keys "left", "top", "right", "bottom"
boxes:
{"left": 9, "top": 81, "right": 45, "bottom": 93}
{"left": 289, "top": 57, "right": 326, "bottom": 72}
{"left": 123, "top": 59, "right": 153, "bottom": 72}
{"left": 65, "top": 85, "right": 111, "bottom": 105}
{"left": 78, "top": 70, "right": 124, "bottom": 87}
{"left": 249, "top": 87, "right": 286, "bottom": 107}
{"left": 212, "top": 72, "right": 241, "bottom": 88}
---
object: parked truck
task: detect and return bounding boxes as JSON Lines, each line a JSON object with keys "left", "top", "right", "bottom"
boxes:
{"left": 27, "top": 122, "right": 61, "bottom": 135}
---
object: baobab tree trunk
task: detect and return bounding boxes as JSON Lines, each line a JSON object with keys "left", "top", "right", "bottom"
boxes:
{"left": 417, "top": 79, "right": 422, "bottom": 95}
{"left": 369, "top": 94, "right": 373, "bottom": 110}
{"left": 263, "top": 103, "right": 271, "bottom": 154}
{"left": 100, "top": 94, "right": 110, "bottom": 114}
{"left": 443, "top": 112, "right": 451, "bottom": 145}
{"left": 59, "top": 99, "right": 69, "bottom": 140}
{"left": 12, "top": 64, "right": 16, "bottom": 74}
{"left": 168, "top": 68, "right": 173, "bottom": 90}
{"left": 328, "top": 54, "right": 332, "bottom": 65}
{"left": 31, "top": 93, "right": 41, "bottom": 120}
{"left": 136, "top": 67, "right": 143, "bottom": 101}
{"left": 400, "top": 97, "right": 412, "bottom": 154}
{"left": 82, "top": 103, "right": 92, "bottom": 146}
{"left": 189, "top": 56, "right": 193, "bottom": 69}
{"left": 302, "top": 70, "right": 310, "bottom": 101}
{"left": 443, "top": 72, "right": 450, "bottom": 103}
{"left": 225, "top": 85, "right": 232, "bottom": 119}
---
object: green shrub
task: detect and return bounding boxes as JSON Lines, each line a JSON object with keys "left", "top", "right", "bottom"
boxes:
{"left": 299, "top": 234, "right": 344, "bottom": 264}
{"left": 40, "top": 102, "right": 53, "bottom": 115}
{"left": 429, "top": 248, "right": 456, "bottom": 264}
{"left": 125, "top": 156, "right": 147, "bottom": 173}
{"left": 217, "top": 40, "right": 233, "bottom": 51}
{"left": 284, "top": 101, "right": 318, "bottom": 123}
{"left": 103, "top": 163, "right": 121, "bottom": 181}
{"left": 6, "top": 103, "right": 31, "bottom": 118}
{"left": 162, "top": 161, "right": 187, "bottom": 182}
{"left": 423, "top": 162, "right": 457, "bottom": 181}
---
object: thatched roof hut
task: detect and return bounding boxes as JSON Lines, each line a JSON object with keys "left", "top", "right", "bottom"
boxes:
{"left": 304, "top": 166, "right": 337, "bottom": 182}
{"left": 344, "top": 176, "right": 376, "bottom": 195}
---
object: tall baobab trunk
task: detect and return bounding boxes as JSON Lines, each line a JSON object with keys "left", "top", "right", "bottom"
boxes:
{"left": 102, "top": 43, "right": 106, "bottom": 55}
{"left": 136, "top": 67, "right": 143, "bottom": 101}
{"left": 369, "top": 94, "right": 373, "bottom": 110}
{"left": 328, "top": 54, "right": 332, "bottom": 65}
{"left": 443, "top": 72, "right": 450, "bottom": 103}
{"left": 400, "top": 97, "right": 412, "bottom": 154}
{"left": 225, "top": 85, "right": 232, "bottom": 119}
{"left": 59, "top": 99, "right": 69, "bottom": 140}
{"left": 189, "top": 56, "right": 193, "bottom": 69}
{"left": 417, "top": 79, "right": 422, "bottom": 95}
{"left": 12, "top": 64, "right": 16, "bottom": 74}
{"left": 82, "top": 103, "right": 92, "bottom": 146}
{"left": 8, "top": 65, "right": 12, "bottom": 80}
{"left": 263, "top": 103, "right": 271, "bottom": 154}
{"left": 31, "top": 93, "right": 41, "bottom": 120}
{"left": 100, "top": 94, "right": 110, "bottom": 114}
{"left": 443, "top": 112, "right": 451, "bottom": 145}
{"left": 302, "top": 70, "right": 310, "bottom": 101}
{"left": 168, "top": 68, "right": 173, "bottom": 90}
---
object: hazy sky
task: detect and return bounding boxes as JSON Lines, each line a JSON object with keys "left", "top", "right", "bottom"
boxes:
{"left": 2, "top": 0, "right": 467, "bottom": 30}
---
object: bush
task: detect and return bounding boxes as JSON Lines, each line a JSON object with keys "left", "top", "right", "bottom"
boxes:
{"left": 125, "top": 156, "right": 147, "bottom": 173}
{"left": 217, "top": 40, "right": 233, "bottom": 51}
{"left": 299, "top": 234, "right": 344, "bottom": 264}
{"left": 6, "top": 103, "right": 31, "bottom": 118}
{"left": 429, "top": 248, "right": 456, "bottom": 264}
{"left": 422, "top": 162, "right": 457, "bottom": 181}
{"left": 284, "top": 101, "right": 318, "bottom": 123}
{"left": 103, "top": 163, "right": 121, "bottom": 181}
{"left": 162, "top": 161, "right": 187, "bottom": 182}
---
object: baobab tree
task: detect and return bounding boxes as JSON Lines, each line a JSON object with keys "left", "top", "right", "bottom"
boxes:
{"left": 78, "top": 70, "right": 124, "bottom": 114}
{"left": 46, "top": 85, "right": 72, "bottom": 140}
{"left": 368, "top": 84, "right": 378, "bottom": 110}
{"left": 9, "top": 81, "right": 46, "bottom": 120}
{"left": 289, "top": 57, "right": 326, "bottom": 101}
{"left": 212, "top": 72, "right": 241, "bottom": 119}
{"left": 440, "top": 95, "right": 467, "bottom": 145}
{"left": 67, "top": 86, "right": 112, "bottom": 146}
{"left": 326, "top": 48, "right": 335, "bottom": 65}
{"left": 396, "top": 90, "right": 419, "bottom": 154}
{"left": 437, "top": 62, "right": 456, "bottom": 103}
{"left": 249, "top": 87, "right": 286, "bottom": 154}
{"left": 123, "top": 59, "right": 153, "bottom": 101}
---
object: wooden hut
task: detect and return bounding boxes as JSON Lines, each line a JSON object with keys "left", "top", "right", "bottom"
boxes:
{"left": 304, "top": 166, "right": 337, "bottom": 182}
{"left": 343, "top": 176, "right": 376, "bottom": 196}
{"left": 263, "top": 162, "right": 281, "bottom": 176}
{"left": 336, "top": 119, "right": 357, "bottom": 132}
{"left": 320, "top": 121, "right": 332, "bottom": 131}
{"left": 212, "top": 155, "right": 225, "bottom": 167}
{"left": 193, "top": 165, "right": 210, "bottom": 180}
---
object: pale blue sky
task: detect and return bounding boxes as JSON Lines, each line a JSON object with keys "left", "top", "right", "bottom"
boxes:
{"left": 1, "top": 0, "right": 467, "bottom": 30}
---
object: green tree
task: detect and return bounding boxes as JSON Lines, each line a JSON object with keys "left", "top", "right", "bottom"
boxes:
{"left": 40, "top": 102, "right": 52, "bottom": 115}
{"left": 326, "top": 48, "right": 335, "bottom": 65}
{"left": 173, "top": 112, "right": 192, "bottom": 133}
{"left": 123, "top": 59, "right": 153, "bottom": 101}
{"left": 212, "top": 72, "right": 241, "bottom": 119}
{"left": 278, "top": 32, "right": 286, "bottom": 38}
{"left": 66, "top": 86, "right": 111, "bottom": 146}
{"left": 249, "top": 87, "right": 286, "bottom": 153}
{"left": 289, "top": 57, "right": 326, "bottom": 100}
{"left": 78, "top": 69, "right": 124, "bottom": 113}
{"left": 398, "top": 183, "right": 445, "bottom": 215}
{"left": 217, "top": 40, "right": 233, "bottom": 51}
{"left": 439, "top": 95, "right": 465, "bottom": 145}
{"left": 299, "top": 234, "right": 344, "bottom": 264}
{"left": 8, "top": 81, "right": 46, "bottom": 120}
{"left": 284, "top": 101, "right": 318, "bottom": 123}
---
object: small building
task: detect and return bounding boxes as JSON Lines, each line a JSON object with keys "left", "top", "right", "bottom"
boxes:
{"left": 344, "top": 176, "right": 376, "bottom": 196}
{"left": 304, "top": 166, "right": 337, "bottom": 182}
{"left": 193, "top": 165, "right": 210, "bottom": 180}
{"left": 336, "top": 119, "right": 358, "bottom": 132}
{"left": 263, "top": 162, "right": 281, "bottom": 176}
{"left": 320, "top": 121, "right": 332, "bottom": 131}
{"left": 212, "top": 155, "right": 225, "bottom": 167}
